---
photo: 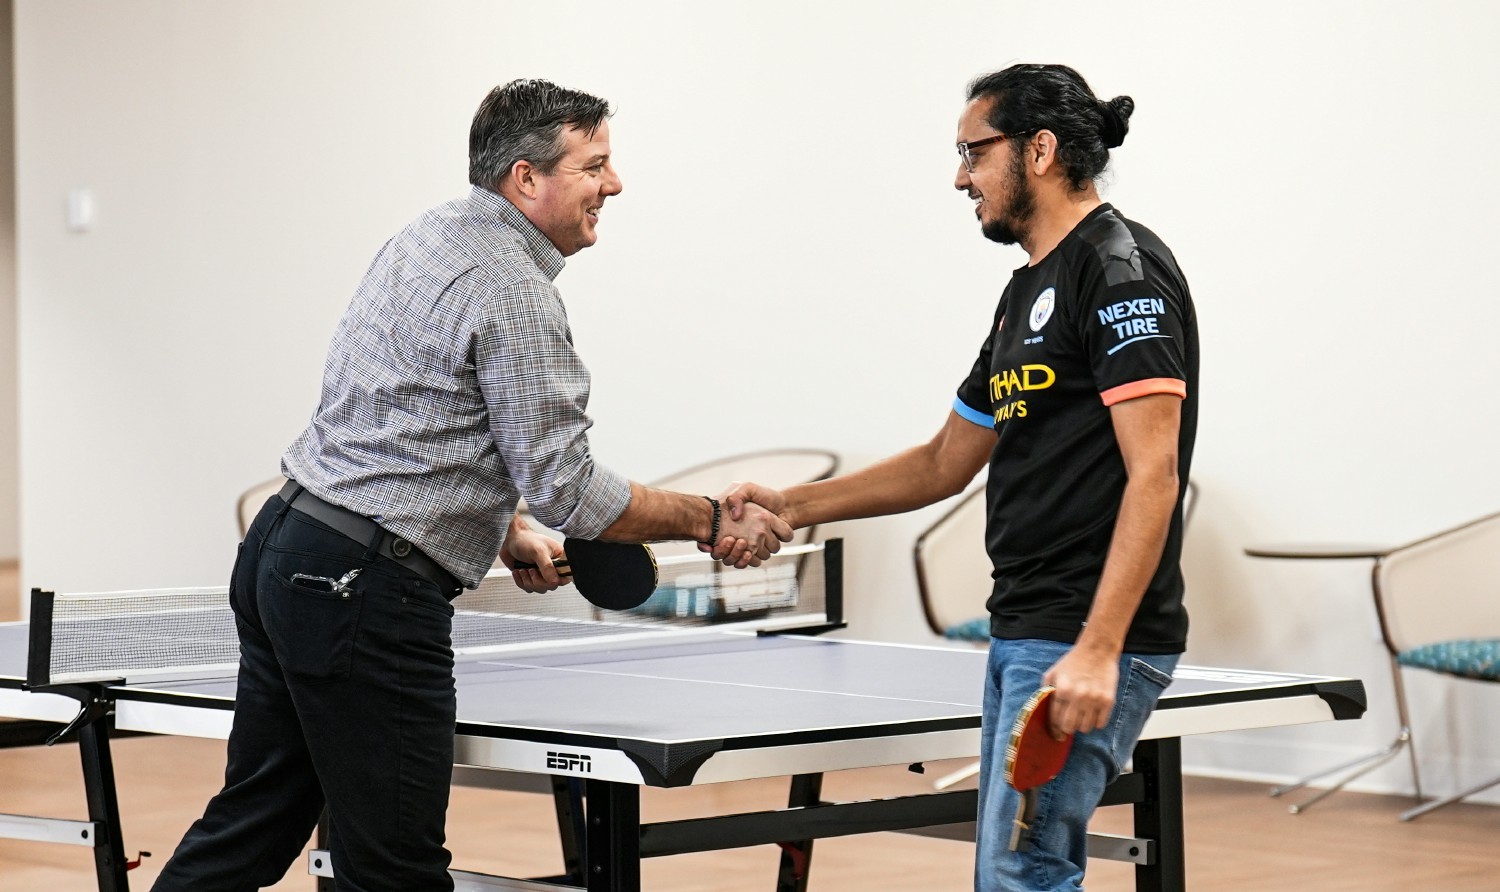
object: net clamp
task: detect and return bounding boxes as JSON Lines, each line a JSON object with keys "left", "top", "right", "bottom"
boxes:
{"left": 21, "top": 681, "right": 123, "bottom": 746}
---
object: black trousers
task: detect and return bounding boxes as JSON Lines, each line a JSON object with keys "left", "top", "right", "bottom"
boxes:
{"left": 152, "top": 495, "right": 459, "bottom": 892}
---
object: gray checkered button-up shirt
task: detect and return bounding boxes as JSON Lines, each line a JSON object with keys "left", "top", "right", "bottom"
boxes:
{"left": 282, "top": 187, "right": 632, "bottom": 588}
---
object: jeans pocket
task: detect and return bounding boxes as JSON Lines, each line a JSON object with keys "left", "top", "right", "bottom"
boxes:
{"left": 264, "top": 564, "right": 365, "bottom": 682}
{"left": 1105, "top": 656, "right": 1179, "bottom": 775}
{"left": 1127, "top": 656, "right": 1175, "bottom": 691}
{"left": 402, "top": 576, "right": 455, "bottom": 619}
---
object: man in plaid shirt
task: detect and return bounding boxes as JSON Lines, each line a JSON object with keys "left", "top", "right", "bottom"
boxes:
{"left": 152, "top": 79, "right": 790, "bottom": 892}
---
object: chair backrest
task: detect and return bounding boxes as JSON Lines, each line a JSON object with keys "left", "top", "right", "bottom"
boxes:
{"left": 913, "top": 485, "right": 991, "bottom": 637}
{"left": 646, "top": 449, "right": 840, "bottom": 558}
{"left": 1374, "top": 510, "right": 1500, "bottom": 655}
{"left": 237, "top": 476, "right": 287, "bottom": 537}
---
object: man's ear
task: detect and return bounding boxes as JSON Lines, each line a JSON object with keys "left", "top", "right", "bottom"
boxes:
{"left": 507, "top": 159, "right": 540, "bottom": 202}
{"left": 1029, "top": 130, "right": 1059, "bottom": 176}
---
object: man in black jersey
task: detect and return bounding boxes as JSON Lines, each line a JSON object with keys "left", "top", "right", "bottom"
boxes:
{"left": 715, "top": 64, "right": 1196, "bottom": 891}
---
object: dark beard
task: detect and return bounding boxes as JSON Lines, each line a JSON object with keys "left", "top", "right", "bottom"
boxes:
{"left": 980, "top": 151, "right": 1035, "bottom": 246}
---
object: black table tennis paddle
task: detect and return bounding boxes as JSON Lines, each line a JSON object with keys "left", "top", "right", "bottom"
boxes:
{"left": 1005, "top": 686, "right": 1075, "bottom": 852}
{"left": 514, "top": 538, "right": 659, "bottom": 611}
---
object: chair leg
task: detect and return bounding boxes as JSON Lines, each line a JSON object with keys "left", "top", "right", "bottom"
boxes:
{"left": 1388, "top": 656, "right": 1424, "bottom": 803}
{"left": 1399, "top": 771, "right": 1500, "bottom": 821}
{"left": 1271, "top": 655, "right": 1419, "bottom": 813}
{"left": 1270, "top": 729, "right": 1410, "bottom": 813}
{"left": 933, "top": 760, "right": 981, "bottom": 791}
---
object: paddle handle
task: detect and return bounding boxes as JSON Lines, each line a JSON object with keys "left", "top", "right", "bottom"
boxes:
{"left": 512, "top": 558, "right": 573, "bottom": 576}
{"left": 1009, "top": 789, "right": 1038, "bottom": 852}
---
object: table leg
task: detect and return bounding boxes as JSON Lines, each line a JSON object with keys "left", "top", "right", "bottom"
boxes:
{"left": 774, "top": 773, "right": 824, "bottom": 892}
{"left": 1132, "top": 737, "right": 1185, "bottom": 892}
{"left": 551, "top": 776, "right": 587, "bottom": 884}
{"left": 77, "top": 720, "right": 129, "bottom": 892}
{"left": 586, "top": 779, "right": 641, "bottom": 892}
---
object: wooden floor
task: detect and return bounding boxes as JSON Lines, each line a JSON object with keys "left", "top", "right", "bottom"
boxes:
{"left": 3, "top": 561, "right": 1498, "bottom": 890}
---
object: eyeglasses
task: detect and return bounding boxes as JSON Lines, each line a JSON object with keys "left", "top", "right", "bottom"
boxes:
{"left": 956, "top": 130, "right": 1038, "bottom": 173}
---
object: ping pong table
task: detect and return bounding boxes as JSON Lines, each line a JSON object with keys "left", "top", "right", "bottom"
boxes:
{"left": 1, "top": 540, "right": 1366, "bottom": 892}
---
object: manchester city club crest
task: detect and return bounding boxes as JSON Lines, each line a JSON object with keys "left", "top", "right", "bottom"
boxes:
{"left": 1029, "top": 287, "right": 1056, "bottom": 332}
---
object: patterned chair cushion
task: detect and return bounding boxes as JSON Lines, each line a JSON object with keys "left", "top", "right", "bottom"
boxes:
{"left": 943, "top": 616, "right": 991, "bottom": 643}
{"left": 1397, "top": 639, "right": 1500, "bottom": 681}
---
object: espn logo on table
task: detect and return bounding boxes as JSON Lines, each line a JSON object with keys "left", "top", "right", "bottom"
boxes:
{"left": 546, "top": 751, "right": 593, "bottom": 773}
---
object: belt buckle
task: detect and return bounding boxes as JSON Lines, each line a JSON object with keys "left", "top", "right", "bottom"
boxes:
{"left": 391, "top": 538, "right": 413, "bottom": 558}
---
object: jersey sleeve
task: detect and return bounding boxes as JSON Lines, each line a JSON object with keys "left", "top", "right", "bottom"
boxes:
{"left": 954, "top": 300, "right": 1005, "bottom": 427}
{"left": 1078, "top": 259, "right": 1189, "bottom": 407}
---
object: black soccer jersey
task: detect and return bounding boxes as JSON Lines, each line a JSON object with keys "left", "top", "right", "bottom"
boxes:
{"left": 954, "top": 204, "right": 1198, "bottom": 654}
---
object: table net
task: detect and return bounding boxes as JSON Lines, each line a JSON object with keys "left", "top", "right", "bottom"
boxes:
{"left": 27, "top": 541, "right": 835, "bottom": 687}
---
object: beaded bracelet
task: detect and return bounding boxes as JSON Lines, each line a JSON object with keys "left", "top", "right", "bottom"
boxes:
{"left": 703, "top": 496, "right": 721, "bottom": 544}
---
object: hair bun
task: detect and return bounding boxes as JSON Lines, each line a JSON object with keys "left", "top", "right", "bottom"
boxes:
{"left": 1099, "top": 95, "right": 1134, "bottom": 149}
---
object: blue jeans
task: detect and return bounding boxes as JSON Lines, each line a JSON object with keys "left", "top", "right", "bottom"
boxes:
{"left": 975, "top": 638, "right": 1178, "bottom": 892}
{"left": 152, "top": 495, "right": 460, "bottom": 892}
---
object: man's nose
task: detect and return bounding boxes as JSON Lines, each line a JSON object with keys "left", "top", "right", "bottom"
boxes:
{"left": 955, "top": 164, "right": 972, "bottom": 192}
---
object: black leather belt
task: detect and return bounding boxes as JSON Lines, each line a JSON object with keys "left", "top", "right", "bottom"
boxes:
{"left": 277, "top": 480, "right": 460, "bottom": 595}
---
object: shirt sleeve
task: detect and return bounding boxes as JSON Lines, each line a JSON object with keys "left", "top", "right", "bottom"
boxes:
{"left": 954, "top": 300, "right": 1006, "bottom": 428}
{"left": 1077, "top": 259, "right": 1189, "bottom": 407}
{"left": 471, "top": 273, "right": 631, "bottom": 537}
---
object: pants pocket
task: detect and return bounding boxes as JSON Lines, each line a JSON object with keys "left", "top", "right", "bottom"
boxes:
{"left": 402, "top": 575, "right": 456, "bottom": 619}
{"left": 1127, "top": 656, "right": 1175, "bottom": 691}
{"left": 263, "top": 563, "right": 366, "bottom": 682}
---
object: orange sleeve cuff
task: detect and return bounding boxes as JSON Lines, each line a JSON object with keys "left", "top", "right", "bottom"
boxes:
{"left": 1100, "top": 377, "right": 1187, "bottom": 407}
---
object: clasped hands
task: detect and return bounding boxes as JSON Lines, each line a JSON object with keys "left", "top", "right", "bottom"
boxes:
{"left": 699, "top": 482, "right": 793, "bottom": 568}
{"left": 503, "top": 483, "right": 794, "bottom": 594}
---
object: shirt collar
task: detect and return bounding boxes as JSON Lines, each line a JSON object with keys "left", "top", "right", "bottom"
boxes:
{"left": 468, "top": 186, "right": 566, "bottom": 281}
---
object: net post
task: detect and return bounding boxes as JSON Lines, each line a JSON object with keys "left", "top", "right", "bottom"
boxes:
{"left": 823, "top": 539, "right": 843, "bottom": 626}
{"left": 758, "top": 539, "right": 845, "bottom": 638}
{"left": 27, "top": 589, "right": 55, "bottom": 688}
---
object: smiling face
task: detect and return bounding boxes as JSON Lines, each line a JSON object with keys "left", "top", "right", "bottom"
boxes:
{"left": 527, "top": 120, "right": 623, "bottom": 256}
{"left": 954, "top": 97, "right": 1035, "bottom": 247}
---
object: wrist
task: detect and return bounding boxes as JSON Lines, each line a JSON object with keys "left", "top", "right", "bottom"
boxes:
{"left": 775, "top": 487, "right": 805, "bottom": 531}
{"left": 1074, "top": 624, "right": 1124, "bottom": 658}
{"left": 701, "top": 496, "right": 721, "bottom": 544}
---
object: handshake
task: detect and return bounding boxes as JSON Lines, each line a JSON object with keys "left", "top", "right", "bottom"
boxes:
{"left": 702, "top": 482, "right": 796, "bottom": 569}
{"left": 504, "top": 481, "right": 801, "bottom": 595}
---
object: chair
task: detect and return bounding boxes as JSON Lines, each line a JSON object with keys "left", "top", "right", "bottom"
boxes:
{"left": 1254, "top": 510, "right": 1500, "bottom": 819}
{"left": 1374, "top": 511, "right": 1500, "bottom": 820}
{"left": 236, "top": 475, "right": 288, "bottom": 537}
{"left": 914, "top": 483, "right": 992, "bottom": 642}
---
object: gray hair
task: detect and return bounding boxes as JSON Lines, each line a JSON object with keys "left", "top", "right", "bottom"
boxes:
{"left": 468, "top": 79, "right": 612, "bottom": 190}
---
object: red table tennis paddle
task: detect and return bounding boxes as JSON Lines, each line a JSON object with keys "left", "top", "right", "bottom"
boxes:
{"left": 514, "top": 538, "right": 659, "bottom": 611}
{"left": 1005, "top": 685, "right": 1075, "bottom": 852}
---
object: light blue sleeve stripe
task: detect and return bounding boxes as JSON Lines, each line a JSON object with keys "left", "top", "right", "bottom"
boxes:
{"left": 951, "top": 397, "right": 992, "bottom": 428}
